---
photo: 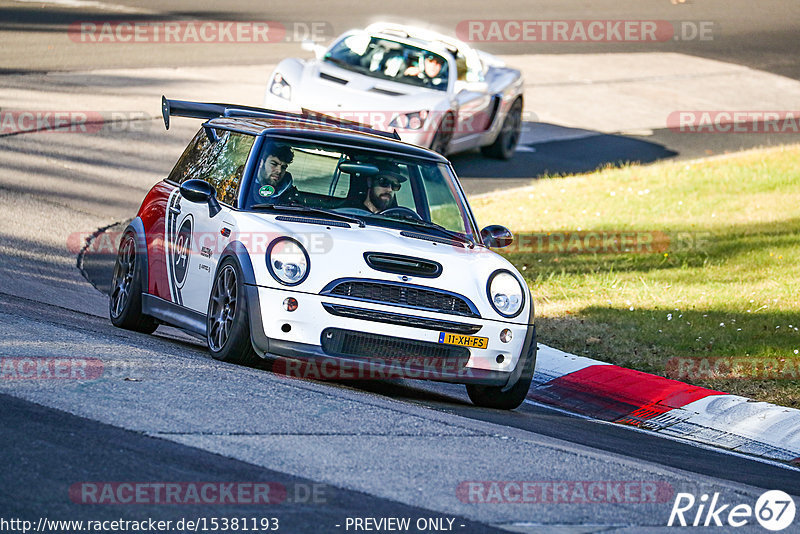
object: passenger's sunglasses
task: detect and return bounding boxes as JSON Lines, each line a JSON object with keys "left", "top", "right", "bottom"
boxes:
{"left": 375, "top": 177, "right": 402, "bottom": 191}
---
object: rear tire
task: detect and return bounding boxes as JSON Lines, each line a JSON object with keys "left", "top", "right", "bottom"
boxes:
{"left": 109, "top": 231, "right": 158, "bottom": 334}
{"left": 481, "top": 98, "right": 522, "bottom": 160}
{"left": 206, "top": 257, "right": 259, "bottom": 366}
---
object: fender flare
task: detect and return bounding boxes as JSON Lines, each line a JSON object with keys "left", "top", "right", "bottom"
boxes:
{"left": 218, "top": 241, "right": 270, "bottom": 356}
{"left": 124, "top": 217, "right": 149, "bottom": 294}
{"left": 501, "top": 289, "right": 536, "bottom": 392}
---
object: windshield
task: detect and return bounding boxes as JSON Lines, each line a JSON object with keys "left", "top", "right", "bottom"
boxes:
{"left": 242, "top": 138, "right": 477, "bottom": 242}
{"left": 324, "top": 33, "right": 450, "bottom": 91}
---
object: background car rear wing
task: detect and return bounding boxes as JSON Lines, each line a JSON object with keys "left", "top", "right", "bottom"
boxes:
{"left": 161, "top": 96, "right": 401, "bottom": 140}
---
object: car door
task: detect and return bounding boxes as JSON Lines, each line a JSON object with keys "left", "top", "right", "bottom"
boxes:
{"left": 453, "top": 54, "right": 496, "bottom": 141}
{"left": 165, "top": 129, "right": 255, "bottom": 314}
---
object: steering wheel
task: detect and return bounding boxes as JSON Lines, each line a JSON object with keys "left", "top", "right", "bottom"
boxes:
{"left": 380, "top": 206, "right": 424, "bottom": 221}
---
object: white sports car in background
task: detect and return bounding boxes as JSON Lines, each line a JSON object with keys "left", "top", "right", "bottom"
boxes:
{"left": 264, "top": 23, "right": 524, "bottom": 159}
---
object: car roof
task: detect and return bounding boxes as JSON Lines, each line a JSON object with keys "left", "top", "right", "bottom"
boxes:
{"left": 206, "top": 117, "right": 449, "bottom": 162}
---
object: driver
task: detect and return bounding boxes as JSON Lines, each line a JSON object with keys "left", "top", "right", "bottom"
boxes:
{"left": 404, "top": 54, "right": 444, "bottom": 80}
{"left": 361, "top": 170, "right": 406, "bottom": 213}
{"left": 252, "top": 142, "right": 298, "bottom": 204}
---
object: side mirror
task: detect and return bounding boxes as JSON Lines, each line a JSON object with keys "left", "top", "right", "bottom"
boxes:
{"left": 481, "top": 225, "right": 513, "bottom": 248}
{"left": 180, "top": 179, "right": 222, "bottom": 218}
{"left": 301, "top": 39, "right": 326, "bottom": 59}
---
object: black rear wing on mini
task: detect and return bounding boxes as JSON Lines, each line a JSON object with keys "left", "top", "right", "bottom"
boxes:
{"left": 161, "top": 96, "right": 400, "bottom": 140}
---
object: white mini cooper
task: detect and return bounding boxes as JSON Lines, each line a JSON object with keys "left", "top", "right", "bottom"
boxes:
{"left": 109, "top": 97, "right": 536, "bottom": 409}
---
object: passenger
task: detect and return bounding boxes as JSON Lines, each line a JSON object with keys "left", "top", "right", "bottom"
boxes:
{"left": 253, "top": 142, "right": 298, "bottom": 203}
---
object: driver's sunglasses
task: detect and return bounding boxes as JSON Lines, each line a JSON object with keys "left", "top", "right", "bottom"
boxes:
{"left": 376, "top": 177, "right": 401, "bottom": 191}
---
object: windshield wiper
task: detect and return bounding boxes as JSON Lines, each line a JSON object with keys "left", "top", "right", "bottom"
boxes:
{"left": 391, "top": 218, "right": 475, "bottom": 248}
{"left": 251, "top": 203, "right": 366, "bottom": 228}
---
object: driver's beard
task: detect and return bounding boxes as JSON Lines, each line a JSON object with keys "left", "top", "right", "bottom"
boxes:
{"left": 369, "top": 188, "right": 393, "bottom": 211}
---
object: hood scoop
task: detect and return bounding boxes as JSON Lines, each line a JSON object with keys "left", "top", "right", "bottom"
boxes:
{"left": 319, "top": 72, "right": 348, "bottom": 84}
{"left": 369, "top": 87, "right": 406, "bottom": 97}
{"left": 364, "top": 252, "right": 442, "bottom": 278}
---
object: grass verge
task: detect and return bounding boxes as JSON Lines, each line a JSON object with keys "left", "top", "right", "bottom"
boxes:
{"left": 471, "top": 145, "right": 800, "bottom": 407}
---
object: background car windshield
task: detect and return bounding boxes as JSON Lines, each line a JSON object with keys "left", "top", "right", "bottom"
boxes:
{"left": 324, "top": 34, "right": 449, "bottom": 91}
{"left": 245, "top": 140, "right": 476, "bottom": 240}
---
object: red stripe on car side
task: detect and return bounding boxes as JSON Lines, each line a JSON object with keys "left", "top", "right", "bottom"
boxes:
{"left": 138, "top": 181, "right": 175, "bottom": 301}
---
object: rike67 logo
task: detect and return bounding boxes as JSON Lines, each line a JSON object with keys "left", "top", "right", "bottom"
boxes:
{"left": 668, "top": 490, "right": 796, "bottom": 531}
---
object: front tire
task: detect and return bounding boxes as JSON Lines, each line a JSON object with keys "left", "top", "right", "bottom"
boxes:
{"left": 430, "top": 113, "right": 455, "bottom": 155}
{"left": 481, "top": 98, "right": 522, "bottom": 160}
{"left": 207, "top": 257, "right": 259, "bottom": 366}
{"left": 465, "top": 342, "right": 536, "bottom": 409}
{"left": 109, "top": 231, "right": 158, "bottom": 334}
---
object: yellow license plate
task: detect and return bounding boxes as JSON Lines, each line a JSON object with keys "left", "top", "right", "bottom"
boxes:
{"left": 438, "top": 332, "right": 488, "bottom": 349}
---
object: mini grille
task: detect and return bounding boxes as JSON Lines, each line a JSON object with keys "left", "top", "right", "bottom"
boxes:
{"left": 326, "top": 280, "right": 476, "bottom": 317}
{"left": 321, "top": 328, "right": 470, "bottom": 363}
{"left": 322, "top": 303, "right": 481, "bottom": 334}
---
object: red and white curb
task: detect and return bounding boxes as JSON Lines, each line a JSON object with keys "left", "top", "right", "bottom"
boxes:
{"left": 528, "top": 345, "right": 800, "bottom": 465}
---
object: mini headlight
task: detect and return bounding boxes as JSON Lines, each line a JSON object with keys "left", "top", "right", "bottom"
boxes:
{"left": 267, "top": 238, "right": 309, "bottom": 286}
{"left": 270, "top": 73, "right": 292, "bottom": 100}
{"left": 487, "top": 270, "right": 525, "bottom": 318}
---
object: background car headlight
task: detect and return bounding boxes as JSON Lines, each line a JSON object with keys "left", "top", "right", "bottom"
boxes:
{"left": 267, "top": 238, "right": 309, "bottom": 285}
{"left": 487, "top": 270, "right": 525, "bottom": 318}
{"left": 269, "top": 72, "right": 292, "bottom": 100}
{"left": 390, "top": 110, "right": 428, "bottom": 130}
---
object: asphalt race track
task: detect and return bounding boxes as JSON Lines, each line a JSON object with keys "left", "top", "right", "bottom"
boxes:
{"left": 1, "top": 1, "right": 800, "bottom": 532}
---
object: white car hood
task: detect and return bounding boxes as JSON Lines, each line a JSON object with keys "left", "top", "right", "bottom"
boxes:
{"left": 294, "top": 60, "right": 447, "bottom": 117}
{"left": 234, "top": 213, "right": 528, "bottom": 323}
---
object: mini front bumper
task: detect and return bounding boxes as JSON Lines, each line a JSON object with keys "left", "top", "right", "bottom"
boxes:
{"left": 245, "top": 284, "right": 536, "bottom": 387}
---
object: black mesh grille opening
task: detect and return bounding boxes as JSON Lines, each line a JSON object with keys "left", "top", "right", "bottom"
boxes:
{"left": 322, "top": 303, "right": 481, "bottom": 334}
{"left": 321, "top": 328, "right": 470, "bottom": 364}
{"left": 327, "top": 280, "right": 476, "bottom": 317}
